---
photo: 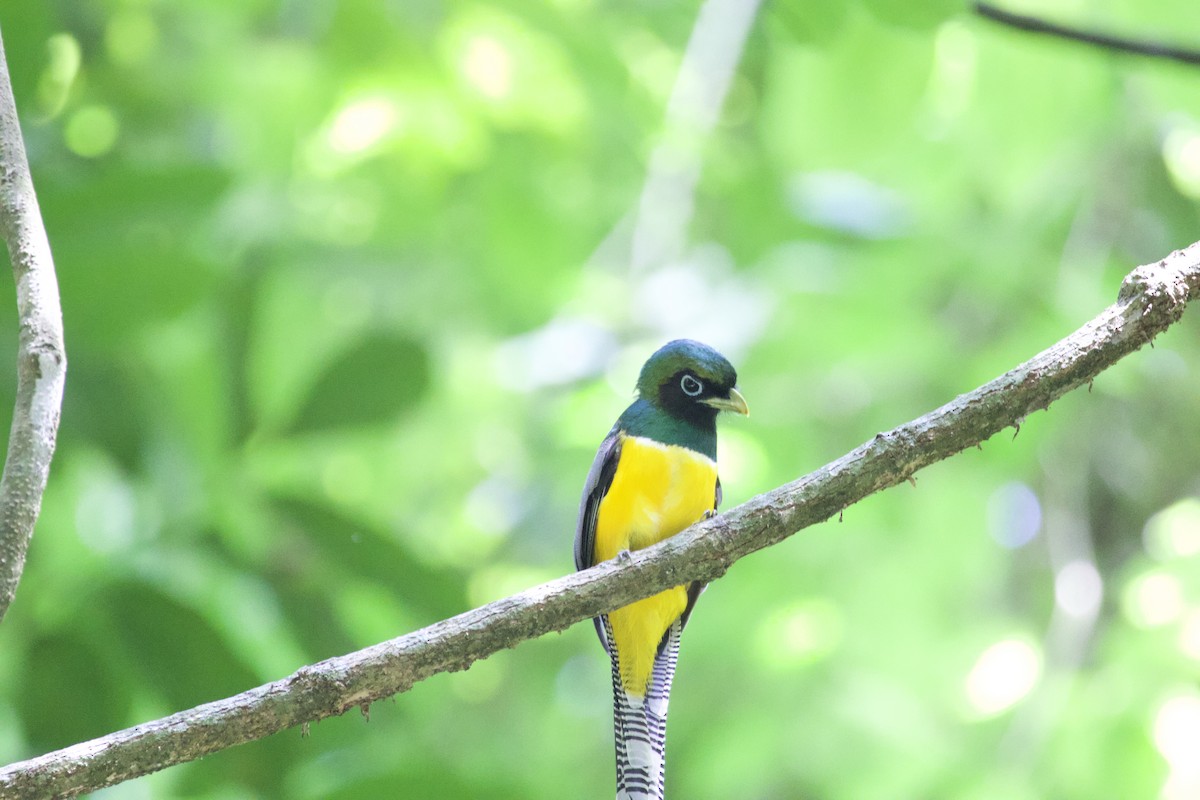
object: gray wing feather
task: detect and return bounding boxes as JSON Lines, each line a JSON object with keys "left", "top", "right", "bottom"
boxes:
{"left": 575, "top": 426, "right": 621, "bottom": 571}
{"left": 576, "top": 426, "right": 623, "bottom": 650}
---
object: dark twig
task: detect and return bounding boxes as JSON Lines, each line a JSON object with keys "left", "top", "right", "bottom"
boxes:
{"left": 975, "top": 2, "right": 1200, "bottom": 66}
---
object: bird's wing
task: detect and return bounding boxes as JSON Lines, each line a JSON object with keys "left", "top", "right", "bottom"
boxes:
{"left": 575, "top": 426, "right": 622, "bottom": 571}
{"left": 575, "top": 426, "right": 622, "bottom": 650}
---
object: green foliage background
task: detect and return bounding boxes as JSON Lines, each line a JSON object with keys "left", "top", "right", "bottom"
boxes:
{"left": 2, "top": 1, "right": 1200, "bottom": 798}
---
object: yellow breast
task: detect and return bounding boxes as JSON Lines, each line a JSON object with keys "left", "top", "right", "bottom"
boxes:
{"left": 594, "top": 434, "right": 717, "bottom": 695}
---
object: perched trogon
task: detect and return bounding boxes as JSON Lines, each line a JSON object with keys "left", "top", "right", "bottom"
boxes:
{"left": 575, "top": 339, "right": 748, "bottom": 800}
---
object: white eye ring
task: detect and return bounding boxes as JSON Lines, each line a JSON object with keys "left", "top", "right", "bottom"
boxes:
{"left": 680, "top": 374, "right": 703, "bottom": 396}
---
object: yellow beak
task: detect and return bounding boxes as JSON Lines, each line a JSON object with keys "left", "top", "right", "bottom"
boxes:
{"left": 702, "top": 386, "right": 749, "bottom": 416}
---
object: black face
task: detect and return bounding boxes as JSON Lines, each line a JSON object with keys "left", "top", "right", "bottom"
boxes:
{"left": 657, "top": 369, "right": 733, "bottom": 425}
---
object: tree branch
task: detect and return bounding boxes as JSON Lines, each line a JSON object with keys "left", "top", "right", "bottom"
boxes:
{"left": 0, "top": 26, "right": 67, "bottom": 623}
{"left": 0, "top": 242, "right": 1196, "bottom": 797}
{"left": 974, "top": 1, "right": 1200, "bottom": 66}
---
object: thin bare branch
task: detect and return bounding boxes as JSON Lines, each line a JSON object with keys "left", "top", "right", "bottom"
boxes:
{"left": 975, "top": 2, "right": 1200, "bottom": 66}
{"left": 1, "top": 242, "right": 1196, "bottom": 799}
{"left": 0, "top": 25, "right": 67, "bottom": 623}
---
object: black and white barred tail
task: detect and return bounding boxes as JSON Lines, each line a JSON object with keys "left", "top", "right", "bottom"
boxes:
{"left": 606, "top": 616, "right": 683, "bottom": 800}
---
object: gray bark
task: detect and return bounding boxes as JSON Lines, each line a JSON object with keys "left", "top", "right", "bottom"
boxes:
{"left": 0, "top": 24, "right": 68, "bottom": 624}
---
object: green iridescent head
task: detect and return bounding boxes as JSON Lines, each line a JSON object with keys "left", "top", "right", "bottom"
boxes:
{"left": 634, "top": 339, "right": 748, "bottom": 424}
{"left": 616, "top": 340, "right": 747, "bottom": 457}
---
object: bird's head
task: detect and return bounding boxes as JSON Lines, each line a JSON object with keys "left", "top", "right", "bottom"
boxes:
{"left": 636, "top": 339, "right": 749, "bottom": 424}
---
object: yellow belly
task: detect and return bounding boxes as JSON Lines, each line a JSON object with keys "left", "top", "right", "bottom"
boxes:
{"left": 595, "top": 435, "right": 717, "bottom": 695}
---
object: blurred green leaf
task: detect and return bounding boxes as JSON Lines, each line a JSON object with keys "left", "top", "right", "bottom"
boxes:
{"left": 16, "top": 631, "right": 132, "bottom": 751}
{"left": 58, "top": 359, "right": 146, "bottom": 470}
{"left": 269, "top": 494, "right": 465, "bottom": 621}
{"left": 40, "top": 165, "right": 229, "bottom": 347}
{"left": 290, "top": 332, "right": 430, "bottom": 433}
{"left": 104, "top": 581, "right": 259, "bottom": 708}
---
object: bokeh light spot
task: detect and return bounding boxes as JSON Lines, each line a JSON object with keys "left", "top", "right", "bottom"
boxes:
{"left": 1158, "top": 692, "right": 1200, "bottom": 799}
{"left": 37, "top": 33, "right": 81, "bottom": 117}
{"left": 64, "top": 105, "right": 119, "bottom": 158}
{"left": 754, "top": 598, "right": 843, "bottom": 669}
{"left": 1177, "top": 610, "right": 1200, "bottom": 662}
{"left": 1123, "top": 571, "right": 1185, "bottom": 628}
{"left": 1154, "top": 693, "right": 1200, "bottom": 770}
{"left": 986, "top": 482, "right": 1041, "bottom": 549}
{"left": 328, "top": 97, "right": 399, "bottom": 154}
{"left": 1163, "top": 127, "right": 1200, "bottom": 199}
{"left": 1055, "top": 560, "right": 1102, "bottom": 619}
{"left": 964, "top": 638, "right": 1041, "bottom": 717}
{"left": 461, "top": 35, "right": 513, "bottom": 100}
{"left": 1144, "top": 497, "right": 1200, "bottom": 560}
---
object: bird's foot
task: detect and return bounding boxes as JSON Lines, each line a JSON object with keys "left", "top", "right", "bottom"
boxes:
{"left": 616, "top": 549, "right": 634, "bottom": 563}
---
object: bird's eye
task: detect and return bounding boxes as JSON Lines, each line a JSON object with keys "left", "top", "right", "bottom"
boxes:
{"left": 680, "top": 374, "right": 703, "bottom": 396}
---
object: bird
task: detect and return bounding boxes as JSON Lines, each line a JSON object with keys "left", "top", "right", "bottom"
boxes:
{"left": 575, "top": 339, "right": 748, "bottom": 800}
